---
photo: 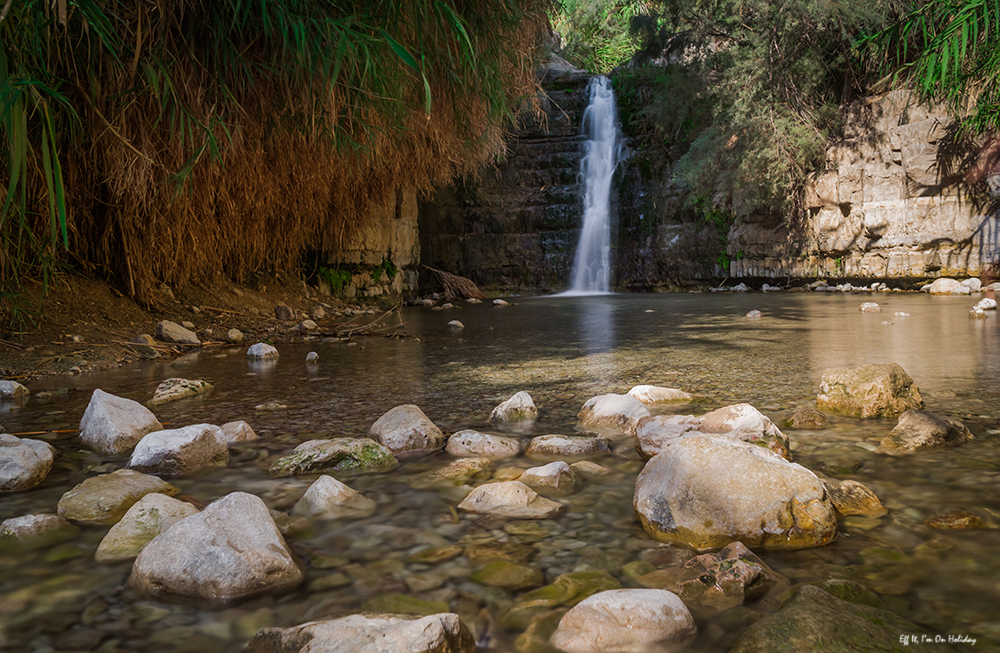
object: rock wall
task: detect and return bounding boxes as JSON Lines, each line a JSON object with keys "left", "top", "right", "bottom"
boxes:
{"left": 325, "top": 186, "right": 420, "bottom": 300}
{"left": 726, "top": 91, "right": 1000, "bottom": 281}
{"left": 418, "top": 60, "right": 591, "bottom": 292}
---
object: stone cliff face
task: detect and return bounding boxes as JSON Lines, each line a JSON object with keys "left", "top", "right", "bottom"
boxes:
{"left": 418, "top": 61, "right": 591, "bottom": 292}
{"left": 727, "top": 91, "right": 999, "bottom": 282}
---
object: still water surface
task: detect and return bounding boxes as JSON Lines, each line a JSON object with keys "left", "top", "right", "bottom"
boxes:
{"left": 2, "top": 292, "right": 999, "bottom": 652}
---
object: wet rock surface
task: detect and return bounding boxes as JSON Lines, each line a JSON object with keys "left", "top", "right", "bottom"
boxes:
{"left": 148, "top": 378, "right": 213, "bottom": 406}
{"left": 128, "top": 424, "right": 229, "bottom": 476}
{"left": 57, "top": 469, "right": 179, "bottom": 525}
{"left": 291, "top": 475, "right": 376, "bottom": 520}
{"left": 269, "top": 438, "right": 399, "bottom": 476}
{"left": 490, "top": 391, "right": 538, "bottom": 423}
{"left": 79, "top": 389, "right": 163, "bottom": 454}
{"left": 444, "top": 429, "right": 522, "bottom": 459}
{"left": 95, "top": 493, "right": 199, "bottom": 562}
{"left": 0, "top": 434, "right": 54, "bottom": 492}
{"left": 816, "top": 363, "right": 923, "bottom": 418}
{"left": 525, "top": 434, "right": 612, "bottom": 461}
{"left": 877, "top": 409, "right": 975, "bottom": 455}
{"left": 577, "top": 393, "right": 650, "bottom": 435}
{"left": 457, "top": 481, "right": 563, "bottom": 519}
{"left": 368, "top": 404, "right": 446, "bottom": 457}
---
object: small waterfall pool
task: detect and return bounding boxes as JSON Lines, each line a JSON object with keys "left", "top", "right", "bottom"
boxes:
{"left": 564, "top": 76, "right": 620, "bottom": 296}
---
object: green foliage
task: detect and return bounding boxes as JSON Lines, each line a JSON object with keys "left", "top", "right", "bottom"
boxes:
{"left": 372, "top": 257, "right": 399, "bottom": 282}
{"left": 860, "top": 0, "right": 1000, "bottom": 134}
{"left": 621, "top": 0, "right": 891, "bottom": 221}
{"left": 553, "top": 0, "right": 648, "bottom": 73}
{"left": 318, "top": 267, "right": 353, "bottom": 292}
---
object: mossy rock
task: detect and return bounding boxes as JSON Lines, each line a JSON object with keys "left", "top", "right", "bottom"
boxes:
{"left": 470, "top": 560, "right": 543, "bottom": 590}
{"left": 269, "top": 438, "right": 398, "bottom": 477}
{"left": 517, "top": 569, "right": 620, "bottom": 607}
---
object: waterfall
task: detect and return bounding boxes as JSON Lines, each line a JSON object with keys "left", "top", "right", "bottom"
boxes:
{"left": 565, "top": 76, "right": 620, "bottom": 295}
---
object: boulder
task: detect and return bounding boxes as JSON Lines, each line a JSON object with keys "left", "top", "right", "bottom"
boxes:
{"left": 95, "top": 493, "right": 199, "bottom": 562}
{"left": 445, "top": 429, "right": 521, "bottom": 459}
{"left": 291, "top": 475, "right": 376, "bottom": 519}
{"left": 490, "top": 391, "right": 538, "bottom": 423}
{"left": 518, "top": 461, "right": 576, "bottom": 496}
{"left": 0, "top": 434, "right": 54, "bottom": 492}
{"left": 876, "top": 409, "right": 974, "bottom": 455}
{"left": 729, "top": 585, "right": 956, "bottom": 653}
{"left": 577, "top": 394, "right": 650, "bottom": 435}
{"left": 79, "top": 389, "right": 163, "bottom": 454}
{"left": 828, "top": 480, "right": 887, "bottom": 517}
{"left": 247, "top": 342, "right": 279, "bottom": 359}
{"left": 988, "top": 282, "right": 1000, "bottom": 292}
{"left": 549, "top": 589, "right": 696, "bottom": 653}
{"left": 226, "top": 328, "right": 244, "bottom": 343}
{"left": 129, "top": 424, "right": 229, "bottom": 476}
{"left": 0, "top": 380, "right": 29, "bottom": 400}
{"left": 634, "top": 435, "right": 837, "bottom": 551}
{"left": 220, "top": 420, "right": 258, "bottom": 443}
{"left": 269, "top": 438, "right": 398, "bottom": 477}
{"left": 457, "top": 481, "right": 562, "bottom": 519}
{"left": 274, "top": 304, "right": 295, "bottom": 321}
{"left": 0, "top": 514, "right": 79, "bottom": 552}
{"left": 155, "top": 320, "right": 200, "bottom": 345}
{"left": 636, "top": 404, "right": 789, "bottom": 460}
{"left": 816, "top": 363, "right": 923, "bottom": 418}
{"left": 636, "top": 542, "right": 783, "bottom": 615}
{"left": 129, "top": 492, "right": 303, "bottom": 603}
{"left": 368, "top": 405, "right": 445, "bottom": 457}
{"left": 298, "top": 319, "right": 318, "bottom": 331}
{"left": 57, "top": 469, "right": 179, "bottom": 525}
{"left": 961, "top": 277, "right": 982, "bottom": 292}
{"left": 927, "top": 278, "right": 962, "bottom": 294}
{"left": 148, "top": 378, "right": 213, "bottom": 406}
{"left": 626, "top": 385, "right": 692, "bottom": 405}
{"left": 525, "top": 435, "right": 612, "bottom": 461}
{"left": 245, "top": 613, "right": 476, "bottom": 653}
{"left": 858, "top": 302, "right": 881, "bottom": 313}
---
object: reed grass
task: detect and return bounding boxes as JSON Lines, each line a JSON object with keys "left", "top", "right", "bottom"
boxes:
{"left": 0, "top": 0, "right": 552, "bottom": 306}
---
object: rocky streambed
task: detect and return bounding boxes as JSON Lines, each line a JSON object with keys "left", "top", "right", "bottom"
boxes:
{"left": 1, "top": 292, "right": 998, "bottom": 653}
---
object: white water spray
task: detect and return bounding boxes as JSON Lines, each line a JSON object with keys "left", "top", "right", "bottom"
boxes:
{"left": 566, "top": 76, "right": 620, "bottom": 295}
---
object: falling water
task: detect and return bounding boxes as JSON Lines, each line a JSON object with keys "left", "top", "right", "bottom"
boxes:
{"left": 566, "top": 76, "right": 620, "bottom": 295}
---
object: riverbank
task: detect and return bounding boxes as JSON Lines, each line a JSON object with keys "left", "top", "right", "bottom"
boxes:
{"left": 0, "top": 273, "right": 386, "bottom": 381}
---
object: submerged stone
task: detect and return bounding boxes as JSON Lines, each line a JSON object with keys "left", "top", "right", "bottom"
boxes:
{"left": 361, "top": 594, "right": 450, "bottom": 616}
{"left": 828, "top": 480, "right": 887, "bottom": 517}
{"left": 470, "top": 560, "right": 543, "bottom": 590}
{"left": 0, "top": 514, "right": 79, "bottom": 553}
{"left": 457, "top": 481, "right": 562, "bottom": 519}
{"left": 96, "top": 493, "right": 199, "bottom": 562}
{"left": 291, "top": 475, "right": 376, "bottom": 520}
{"left": 627, "top": 385, "right": 692, "bottom": 404}
{"left": 877, "top": 409, "right": 974, "bottom": 455}
{"left": 816, "top": 363, "right": 922, "bottom": 418}
{"left": 525, "top": 435, "right": 612, "bottom": 461}
{"left": 577, "top": 394, "right": 650, "bottom": 435}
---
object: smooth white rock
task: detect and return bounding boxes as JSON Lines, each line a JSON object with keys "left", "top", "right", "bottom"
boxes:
{"left": 291, "top": 475, "right": 376, "bottom": 519}
{"left": 627, "top": 385, "right": 692, "bottom": 405}
{"left": 220, "top": 420, "right": 258, "bottom": 444}
{"left": 247, "top": 342, "right": 279, "bottom": 359}
{"left": 457, "top": 481, "right": 562, "bottom": 519}
{"left": 0, "top": 434, "right": 55, "bottom": 492}
{"left": 368, "top": 404, "right": 445, "bottom": 456}
{"left": 79, "top": 389, "right": 163, "bottom": 454}
{"left": 445, "top": 430, "right": 522, "bottom": 459}
{"left": 129, "top": 424, "right": 229, "bottom": 476}
{"left": 519, "top": 461, "right": 575, "bottom": 495}
{"left": 975, "top": 297, "right": 997, "bottom": 311}
{"left": 578, "top": 394, "right": 650, "bottom": 435}
{"left": 0, "top": 380, "right": 29, "bottom": 400}
{"left": 96, "top": 493, "right": 199, "bottom": 562}
{"left": 490, "top": 391, "right": 538, "bottom": 423}
{"left": 155, "top": 320, "right": 201, "bottom": 345}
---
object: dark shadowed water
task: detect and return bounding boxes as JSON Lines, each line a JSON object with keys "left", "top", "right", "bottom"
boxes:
{"left": 1, "top": 292, "right": 998, "bottom": 652}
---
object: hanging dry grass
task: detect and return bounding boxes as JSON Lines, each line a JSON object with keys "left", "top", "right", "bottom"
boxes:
{"left": 1, "top": 0, "right": 554, "bottom": 306}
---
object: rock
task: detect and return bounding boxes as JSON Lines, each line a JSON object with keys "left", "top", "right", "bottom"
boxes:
{"left": 489, "top": 391, "right": 538, "bottom": 423}
{"left": 226, "top": 328, "right": 244, "bottom": 343}
{"left": 960, "top": 277, "right": 982, "bottom": 292}
{"left": 274, "top": 304, "right": 294, "bottom": 321}
{"left": 471, "top": 560, "right": 543, "bottom": 590}
{"left": 446, "top": 320, "right": 464, "bottom": 329}
{"left": 130, "top": 492, "right": 302, "bottom": 603}
{"left": 927, "top": 278, "right": 961, "bottom": 294}
{"left": 577, "top": 394, "right": 650, "bottom": 435}
{"left": 636, "top": 404, "right": 789, "bottom": 460}
{"left": 987, "top": 282, "right": 1000, "bottom": 292}
{"left": 0, "top": 434, "right": 55, "bottom": 492}
{"left": 549, "top": 589, "right": 696, "bottom": 653}
{"left": 732, "top": 283, "right": 749, "bottom": 292}
{"left": 291, "top": 475, "right": 375, "bottom": 519}
{"left": 220, "top": 420, "right": 258, "bottom": 443}
{"left": 269, "top": 438, "right": 398, "bottom": 476}
{"left": 247, "top": 342, "right": 279, "bottom": 359}
{"left": 180, "top": 320, "right": 196, "bottom": 329}
{"left": 515, "top": 571, "right": 621, "bottom": 615}
{"left": 729, "top": 585, "right": 954, "bottom": 653}
{"left": 148, "top": 378, "right": 213, "bottom": 406}
{"left": 155, "top": 320, "right": 201, "bottom": 345}
{"left": 311, "top": 306, "right": 326, "bottom": 319}
{"left": 518, "top": 461, "right": 575, "bottom": 496}
{"left": 410, "top": 458, "right": 493, "bottom": 490}
{"left": 816, "top": 363, "right": 923, "bottom": 418}
{"left": 0, "top": 514, "right": 79, "bottom": 552}
{"left": 783, "top": 407, "right": 829, "bottom": 429}
{"left": 970, "top": 306, "right": 987, "bottom": 318}
{"left": 130, "top": 333, "right": 157, "bottom": 346}
{"left": 362, "top": 594, "right": 449, "bottom": 616}
{"left": 128, "top": 424, "right": 229, "bottom": 476}
{"left": 457, "top": 481, "right": 562, "bottom": 519}
{"left": 305, "top": 351, "right": 319, "bottom": 363}
{"left": 525, "top": 434, "right": 612, "bottom": 461}
{"left": 828, "top": 480, "right": 887, "bottom": 517}
{"left": 876, "top": 409, "right": 974, "bottom": 455}
{"left": 57, "top": 469, "right": 179, "bottom": 525}
{"left": 79, "top": 389, "right": 163, "bottom": 454}
{"left": 975, "top": 298, "right": 997, "bottom": 314}
{"left": 95, "top": 494, "right": 199, "bottom": 562}
{"left": 445, "top": 429, "right": 522, "bottom": 459}
{"left": 627, "top": 385, "right": 692, "bottom": 405}
{"left": 297, "top": 320, "right": 317, "bottom": 331}
{"left": 245, "top": 613, "right": 476, "bottom": 653}
{"left": 465, "top": 540, "right": 537, "bottom": 565}
{"left": 746, "top": 309, "right": 762, "bottom": 318}
{"left": 859, "top": 302, "right": 881, "bottom": 312}
{"left": 569, "top": 460, "right": 610, "bottom": 477}
{"left": 494, "top": 299, "right": 510, "bottom": 306}
{"left": 0, "top": 380, "right": 29, "bottom": 400}
{"left": 634, "top": 435, "right": 837, "bottom": 551}
{"left": 368, "top": 404, "right": 445, "bottom": 457}
{"left": 637, "top": 542, "right": 782, "bottom": 615}
{"left": 924, "top": 510, "right": 988, "bottom": 529}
